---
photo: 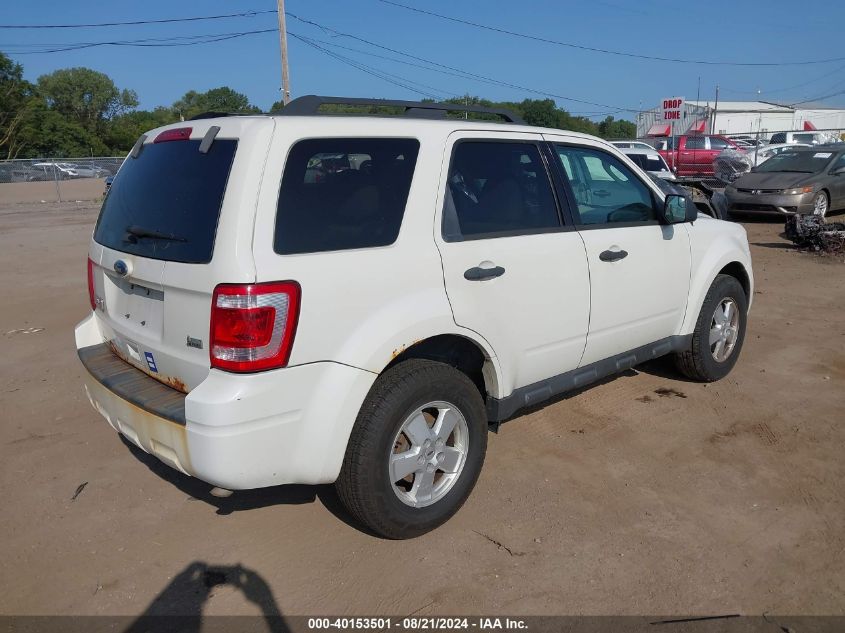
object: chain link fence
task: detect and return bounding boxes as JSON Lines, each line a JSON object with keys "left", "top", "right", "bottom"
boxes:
{"left": 0, "top": 157, "right": 125, "bottom": 204}
{"left": 0, "top": 157, "right": 124, "bottom": 183}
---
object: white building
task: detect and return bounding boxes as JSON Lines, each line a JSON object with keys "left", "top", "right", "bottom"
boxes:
{"left": 637, "top": 100, "right": 845, "bottom": 140}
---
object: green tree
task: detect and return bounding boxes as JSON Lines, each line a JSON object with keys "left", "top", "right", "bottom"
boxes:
{"left": 36, "top": 67, "right": 138, "bottom": 136}
{"left": 597, "top": 115, "right": 636, "bottom": 140}
{"left": 103, "top": 107, "right": 177, "bottom": 153}
{"left": 0, "top": 52, "right": 36, "bottom": 158}
{"left": 17, "top": 102, "right": 107, "bottom": 158}
{"left": 172, "top": 86, "right": 260, "bottom": 119}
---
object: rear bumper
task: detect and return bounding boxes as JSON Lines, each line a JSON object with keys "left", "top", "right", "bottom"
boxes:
{"left": 76, "top": 315, "right": 376, "bottom": 489}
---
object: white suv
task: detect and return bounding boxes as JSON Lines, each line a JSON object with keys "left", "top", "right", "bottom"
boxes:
{"left": 75, "top": 96, "right": 753, "bottom": 539}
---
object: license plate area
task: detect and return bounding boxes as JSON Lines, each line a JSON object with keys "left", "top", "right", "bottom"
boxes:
{"left": 104, "top": 275, "right": 165, "bottom": 339}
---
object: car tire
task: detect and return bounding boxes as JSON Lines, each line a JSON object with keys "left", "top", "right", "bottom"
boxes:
{"left": 336, "top": 359, "right": 488, "bottom": 539}
{"left": 812, "top": 190, "right": 829, "bottom": 218}
{"left": 675, "top": 274, "right": 748, "bottom": 382}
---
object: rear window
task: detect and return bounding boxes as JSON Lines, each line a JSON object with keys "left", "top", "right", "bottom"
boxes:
{"left": 274, "top": 138, "right": 419, "bottom": 255}
{"left": 94, "top": 139, "right": 237, "bottom": 264}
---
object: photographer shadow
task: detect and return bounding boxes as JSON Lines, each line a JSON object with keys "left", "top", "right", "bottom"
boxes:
{"left": 124, "top": 561, "right": 289, "bottom": 633}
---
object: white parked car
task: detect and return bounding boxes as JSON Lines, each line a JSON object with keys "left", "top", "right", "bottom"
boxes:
{"left": 76, "top": 96, "right": 754, "bottom": 538}
{"left": 746, "top": 142, "right": 811, "bottom": 167}
{"left": 610, "top": 140, "right": 656, "bottom": 151}
{"left": 618, "top": 146, "right": 676, "bottom": 181}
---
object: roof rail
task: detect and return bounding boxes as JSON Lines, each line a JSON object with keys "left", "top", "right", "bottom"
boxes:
{"left": 275, "top": 95, "right": 525, "bottom": 124}
{"left": 188, "top": 111, "right": 240, "bottom": 121}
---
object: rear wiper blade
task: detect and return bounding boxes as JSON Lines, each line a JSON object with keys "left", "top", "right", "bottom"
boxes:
{"left": 124, "top": 225, "right": 188, "bottom": 243}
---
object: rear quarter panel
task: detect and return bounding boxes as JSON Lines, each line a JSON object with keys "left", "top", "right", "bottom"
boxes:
{"left": 249, "top": 118, "right": 503, "bottom": 393}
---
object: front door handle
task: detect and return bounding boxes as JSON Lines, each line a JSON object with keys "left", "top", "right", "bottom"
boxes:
{"left": 464, "top": 265, "right": 506, "bottom": 281}
{"left": 599, "top": 249, "right": 628, "bottom": 262}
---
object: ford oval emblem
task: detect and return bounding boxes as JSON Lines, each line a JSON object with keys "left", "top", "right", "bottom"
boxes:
{"left": 114, "top": 260, "right": 130, "bottom": 277}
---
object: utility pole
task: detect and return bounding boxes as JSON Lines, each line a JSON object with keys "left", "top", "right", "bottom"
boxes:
{"left": 712, "top": 84, "right": 720, "bottom": 134}
{"left": 276, "top": 0, "right": 291, "bottom": 105}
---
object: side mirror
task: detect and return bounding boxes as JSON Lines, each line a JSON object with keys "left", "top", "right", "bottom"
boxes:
{"left": 662, "top": 194, "right": 696, "bottom": 223}
{"left": 832, "top": 166, "right": 845, "bottom": 175}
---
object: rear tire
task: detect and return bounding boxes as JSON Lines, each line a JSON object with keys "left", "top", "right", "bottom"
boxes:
{"left": 675, "top": 274, "right": 747, "bottom": 382}
{"left": 336, "top": 359, "right": 488, "bottom": 539}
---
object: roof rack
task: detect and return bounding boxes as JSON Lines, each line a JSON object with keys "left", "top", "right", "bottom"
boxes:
{"left": 188, "top": 111, "right": 240, "bottom": 121}
{"left": 275, "top": 95, "right": 525, "bottom": 124}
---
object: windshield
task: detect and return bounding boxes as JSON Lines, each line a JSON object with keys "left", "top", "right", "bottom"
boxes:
{"left": 754, "top": 150, "right": 835, "bottom": 173}
{"left": 94, "top": 139, "right": 237, "bottom": 263}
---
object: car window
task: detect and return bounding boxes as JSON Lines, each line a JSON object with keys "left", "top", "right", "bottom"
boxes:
{"left": 274, "top": 138, "right": 419, "bottom": 255}
{"left": 443, "top": 141, "right": 560, "bottom": 240}
{"left": 555, "top": 145, "right": 656, "bottom": 226}
{"left": 793, "top": 133, "right": 817, "bottom": 144}
{"left": 709, "top": 137, "right": 730, "bottom": 150}
{"left": 685, "top": 136, "right": 706, "bottom": 150}
{"left": 770, "top": 133, "right": 786, "bottom": 144}
{"left": 755, "top": 150, "right": 834, "bottom": 173}
{"left": 94, "top": 139, "right": 237, "bottom": 264}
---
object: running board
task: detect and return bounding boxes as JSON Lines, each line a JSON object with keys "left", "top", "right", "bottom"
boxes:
{"left": 486, "top": 335, "right": 692, "bottom": 424}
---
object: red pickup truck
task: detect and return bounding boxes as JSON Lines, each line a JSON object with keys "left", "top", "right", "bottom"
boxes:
{"left": 656, "top": 135, "right": 743, "bottom": 177}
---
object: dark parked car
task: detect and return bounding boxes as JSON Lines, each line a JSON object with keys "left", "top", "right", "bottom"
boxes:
{"left": 725, "top": 146, "right": 845, "bottom": 217}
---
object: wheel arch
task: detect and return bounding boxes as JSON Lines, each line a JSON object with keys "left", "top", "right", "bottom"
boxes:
{"left": 384, "top": 333, "right": 501, "bottom": 401}
{"left": 681, "top": 248, "right": 754, "bottom": 336}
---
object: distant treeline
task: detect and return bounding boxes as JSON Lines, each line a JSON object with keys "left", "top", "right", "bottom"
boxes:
{"left": 0, "top": 51, "right": 635, "bottom": 159}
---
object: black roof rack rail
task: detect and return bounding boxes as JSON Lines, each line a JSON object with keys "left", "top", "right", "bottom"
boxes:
{"left": 188, "top": 111, "right": 241, "bottom": 121}
{"left": 275, "top": 95, "right": 525, "bottom": 124}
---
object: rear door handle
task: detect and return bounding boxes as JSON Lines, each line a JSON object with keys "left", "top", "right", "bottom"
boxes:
{"left": 464, "top": 265, "right": 506, "bottom": 281}
{"left": 599, "top": 249, "right": 628, "bottom": 262}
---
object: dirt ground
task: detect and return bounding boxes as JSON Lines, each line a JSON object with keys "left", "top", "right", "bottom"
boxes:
{"left": 0, "top": 201, "right": 843, "bottom": 618}
{"left": 0, "top": 178, "right": 105, "bottom": 204}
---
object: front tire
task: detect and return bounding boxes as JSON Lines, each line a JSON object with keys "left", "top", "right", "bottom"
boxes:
{"left": 812, "top": 190, "right": 829, "bottom": 218}
{"left": 336, "top": 359, "right": 488, "bottom": 539}
{"left": 675, "top": 274, "right": 748, "bottom": 382}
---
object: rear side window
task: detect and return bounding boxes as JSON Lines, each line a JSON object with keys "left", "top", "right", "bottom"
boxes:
{"left": 94, "top": 139, "right": 237, "bottom": 264}
{"left": 443, "top": 141, "right": 560, "bottom": 240}
{"left": 685, "top": 136, "right": 706, "bottom": 150}
{"left": 770, "top": 133, "right": 786, "bottom": 144}
{"left": 274, "top": 138, "right": 419, "bottom": 254}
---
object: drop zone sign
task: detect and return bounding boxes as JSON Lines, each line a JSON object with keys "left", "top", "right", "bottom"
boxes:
{"left": 662, "top": 96, "right": 685, "bottom": 121}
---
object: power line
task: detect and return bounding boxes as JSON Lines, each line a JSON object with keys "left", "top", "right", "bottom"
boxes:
{"left": 721, "top": 63, "right": 845, "bottom": 96}
{"left": 290, "top": 31, "right": 623, "bottom": 116}
{"left": 286, "top": 13, "right": 640, "bottom": 113}
{"left": 5, "top": 29, "right": 277, "bottom": 54}
{"left": 789, "top": 87, "right": 845, "bottom": 107}
{"left": 289, "top": 33, "right": 454, "bottom": 100}
{"left": 377, "top": 0, "right": 845, "bottom": 67}
{"left": 0, "top": 9, "right": 275, "bottom": 29}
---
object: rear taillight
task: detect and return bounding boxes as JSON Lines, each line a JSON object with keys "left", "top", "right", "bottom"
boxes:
{"left": 87, "top": 258, "right": 96, "bottom": 310}
{"left": 154, "top": 127, "right": 192, "bottom": 143}
{"left": 210, "top": 281, "right": 301, "bottom": 372}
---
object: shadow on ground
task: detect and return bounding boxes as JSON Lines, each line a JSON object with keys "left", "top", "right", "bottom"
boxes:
{"left": 123, "top": 561, "right": 289, "bottom": 633}
{"left": 119, "top": 436, "right": 378, "bottom": 536}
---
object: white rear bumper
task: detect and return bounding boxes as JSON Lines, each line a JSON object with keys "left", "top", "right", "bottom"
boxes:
{"left": 76, "top": 313, "right": 376, "bottom": 489}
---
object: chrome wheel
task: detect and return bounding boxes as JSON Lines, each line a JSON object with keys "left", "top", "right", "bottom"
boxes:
{"left": 709, "top": 297, "right": 740, "bottom": 362}
{"left": 389, "top": 401, "right": 469, "bottom": 508}
{"left": 813, "top": 192, "right": 829, "bottom": 217}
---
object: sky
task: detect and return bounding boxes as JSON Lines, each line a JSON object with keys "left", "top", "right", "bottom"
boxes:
{"left": 3, "top": 0, "right": 845, "bottom": 120}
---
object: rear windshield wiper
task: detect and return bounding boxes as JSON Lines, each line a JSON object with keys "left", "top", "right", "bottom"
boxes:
{"left": 124, "top": 225, "right": 188, "bottom": 243}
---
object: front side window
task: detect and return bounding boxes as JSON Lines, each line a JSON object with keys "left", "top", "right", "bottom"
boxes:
{"left": 709, "top": 136, "right": 730, "bottom": 150}
{"left": 443, "top": 141, "right": 560, "bottom": 239}
{"left": 274, "top": 138, "right": 419, "bottom": 254}
{"left": 555, "top": 145, "right": 656, "bottom": 226}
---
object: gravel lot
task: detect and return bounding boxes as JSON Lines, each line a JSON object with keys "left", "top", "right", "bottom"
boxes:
{"left": 0, "top": 201, "right": 843, "bottom": 618}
